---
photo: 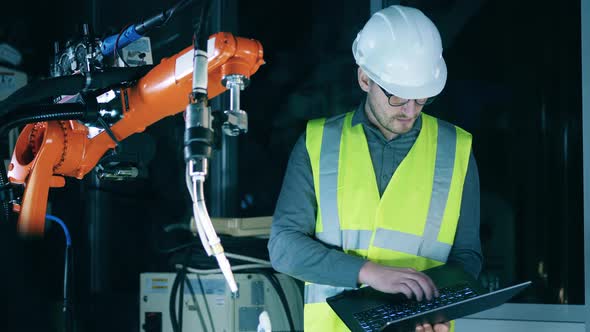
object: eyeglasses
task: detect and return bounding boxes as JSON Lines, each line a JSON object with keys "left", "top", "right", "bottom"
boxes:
{"left": 377, "top": 84, "right": 435, "bottom": 107}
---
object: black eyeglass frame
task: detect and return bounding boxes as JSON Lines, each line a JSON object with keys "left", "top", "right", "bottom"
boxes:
{"left": 377, "top": 84, "right": 435, "bottom": 107}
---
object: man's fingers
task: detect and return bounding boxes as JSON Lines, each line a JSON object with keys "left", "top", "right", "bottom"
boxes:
{"left": 405, "top": 272, "right": 437, "bottom": 301}
{"left": 401, "top": 278, "right": 425, "bottom": 301}
{"left": 417, "top": 322, "right": 449, "bottom": 332}
{"left": 366, "top": 263, "right": 440, "bottom": 300}
{"left": 419, "top": 274, "right": 439, "bottom": 298}
{"left": 416, "top": 323, "right": 434, "bottom": 332}
{"left": 434, "top": 322, "right": 450, "bottom": 332}
{"left": 392, "top": 283, "right": 413, "bottom": 299}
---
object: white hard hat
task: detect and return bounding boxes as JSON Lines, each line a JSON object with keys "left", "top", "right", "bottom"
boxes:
{"left": 352, "top": 5, "right": 447, "bottom": 99}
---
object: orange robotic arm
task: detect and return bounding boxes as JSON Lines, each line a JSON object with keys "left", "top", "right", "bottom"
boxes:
{"left": 7, "top": 32, "right": 264, "bottom": 235}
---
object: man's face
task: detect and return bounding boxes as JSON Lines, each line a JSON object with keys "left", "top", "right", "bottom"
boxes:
{"left": 366, "top": 82, "right": 424, "bottom": 136}
{"left": 358, "top": 68, "right": 426, "bottom": 139}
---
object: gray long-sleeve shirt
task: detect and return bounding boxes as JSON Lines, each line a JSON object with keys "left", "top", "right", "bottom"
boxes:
{"left": 268, "top": 105, "right": 482, "bottom": 288}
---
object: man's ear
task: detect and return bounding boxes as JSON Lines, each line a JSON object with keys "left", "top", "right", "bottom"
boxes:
{"left": 358, "top": 67, "right": 371, "bottom": 93}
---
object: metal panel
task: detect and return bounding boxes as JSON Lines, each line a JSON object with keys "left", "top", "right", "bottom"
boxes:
{"left": 209, "top": 0, "right": 239, "bottom": 217}
{"left": 370, "top": 0, "right": 382, "bottom": 14}
{"left": 239, "top": 307, "right": 264, "bottom": 331}
{"left": 581, "top": 0, "right": 590, "bottom": 330}
{"left": 464, "top": 304, "right": 587, "bottom": 322}
{"left": 371, "top": 0, "right": 400, "bottom": 14}
{"left": 139, "top": 273, "right": 304, "bottom": 332}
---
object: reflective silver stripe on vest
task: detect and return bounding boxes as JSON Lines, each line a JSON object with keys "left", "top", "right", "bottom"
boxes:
{"left": 316, "top": 116, "right": 345, "bottom": 247}
{"left": 342, "top": 229, "right": 373, "bottom": 250}
{"left": 417, "top": 119, "right": 456, "bottom": 262}
{"left": 304, "top": 283, "right": 354, "bottom": 304}
{"left": 373, "top": 228, "right": 422, "bottom": 254}
{"left": 418, "top": 240, "right": 452, "bottom": 263}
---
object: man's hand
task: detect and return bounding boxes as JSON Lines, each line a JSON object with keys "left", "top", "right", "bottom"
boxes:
{"left": 415, "top": 322, "right": 450, "bottom": 332}
{"left": 358, "top": 261, "right": 439, "bottom": 301}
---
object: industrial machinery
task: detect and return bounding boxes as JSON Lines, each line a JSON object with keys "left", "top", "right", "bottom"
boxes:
{"left": 140, "top": 272, "right": 303, "bottom": 332}
{"left": 0, "top": 0, "right": 264, "bottom": 307}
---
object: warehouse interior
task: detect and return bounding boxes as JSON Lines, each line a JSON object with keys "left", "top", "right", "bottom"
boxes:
{"left": 0, "top": 0, "right": 589, "bottom": 331}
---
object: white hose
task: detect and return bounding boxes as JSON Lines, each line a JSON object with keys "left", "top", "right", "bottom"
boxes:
{"left": 186, "top": 162, "right": 238, "bottom": 293}
{"left": 186, "top": 167, "right": 212, "bottom": 256}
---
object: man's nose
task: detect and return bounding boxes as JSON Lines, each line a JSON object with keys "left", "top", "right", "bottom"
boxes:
{"left": 401, "top": 100, "right": 419, "bottom": 116}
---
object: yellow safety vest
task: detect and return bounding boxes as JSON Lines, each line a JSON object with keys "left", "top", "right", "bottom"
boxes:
{"left": 303, "top": 111, "right": 472, "bottom": 332}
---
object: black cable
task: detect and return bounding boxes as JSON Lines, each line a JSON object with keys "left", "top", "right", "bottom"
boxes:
{"left": 169, "top": 269, "right": 182, "bottom": 332}
{"left": 0, "top": 173, "right": 12, "bottom": 224}
{"left": 274, "top": 273, "right": 299, "bottom": 331}
{"left": 195, "top": 274, "right": 216, "bottom": 332}
{"left": 162, "top": 0, "right": 193, "bottom": 25}
{"left": 153, "top": 223, "right": 197, "bottom": 256}
{"left": 84, "top": 66, "right": 154, "bottom": 88}
{"left": 134, "top": 0, "right": 195, "bottom": 35}
{"left": 105, "top": 0, "right": 196, "bottom": 63}
{"left": 158, "top": 242, "right": 199, "bottom": 255}
{"left": 194, "top": 0, "right": 212, "bottom": 51}
{"left": 266, "top": 271, "right": 295, "bottom": 331}
{"left": 66, "top": 244, "right": 75, "bottom": 332}
{"left": 163, "top": 223, "right": 191, "bottom": 232}
{"left": 0, "top": 104, "right": 88, "bottom": 135}
{"left": 115, "top": 24, "right": 132, "bottom": 68}
{"left": 0, "top": 66, "right": 152, "bottom": 118}
{"left": 63, "top": 245, "right": 74, "bottom": 332}
{"left": 171, "top": 251, "right": 195, "bottom": 332}
{"left": 183, "top": 274, "right": 210, "bottom": 332}
{"left": 258, "top": 270, "right": 296, "bottom": 332}
{"left": 46, "top": 214, "right": 73, "bottom": 332}
{"left": 177, "top": 248, "right": 194, "bottom": 332}
{"left": 178, "top": 267, "right": 185, "bottom": 332}
{"left": 97, "top": 117, "right": 121, "bottom": 149}
{"left": 0, "top": 76, "right": 85, "bottom": 117}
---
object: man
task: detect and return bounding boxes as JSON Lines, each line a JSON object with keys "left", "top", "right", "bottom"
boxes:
{"left": 268, "top": 5, "right": 482, "bottom": 332}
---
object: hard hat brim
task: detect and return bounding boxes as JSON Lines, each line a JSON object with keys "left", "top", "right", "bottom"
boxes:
{"left": 360, "top": 58, "right": 447, "bottom": 100}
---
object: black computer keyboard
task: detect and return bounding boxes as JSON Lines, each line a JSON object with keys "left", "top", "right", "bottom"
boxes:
{"left": 353, "top": 283, "right": 477, "bottom": 332}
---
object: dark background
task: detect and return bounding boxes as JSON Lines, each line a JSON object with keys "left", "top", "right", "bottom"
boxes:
{"left": 0, "top": 0, "right": 584, "bottom": 331}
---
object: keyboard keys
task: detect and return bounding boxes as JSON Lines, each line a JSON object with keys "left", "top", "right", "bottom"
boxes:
{"left": 354, "top": 284, "right": 478, "bottom": 331}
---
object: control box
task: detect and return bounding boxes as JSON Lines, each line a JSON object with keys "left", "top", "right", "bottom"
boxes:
{"left": 140, "top": 272, "right": 303, "bottom": 332}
